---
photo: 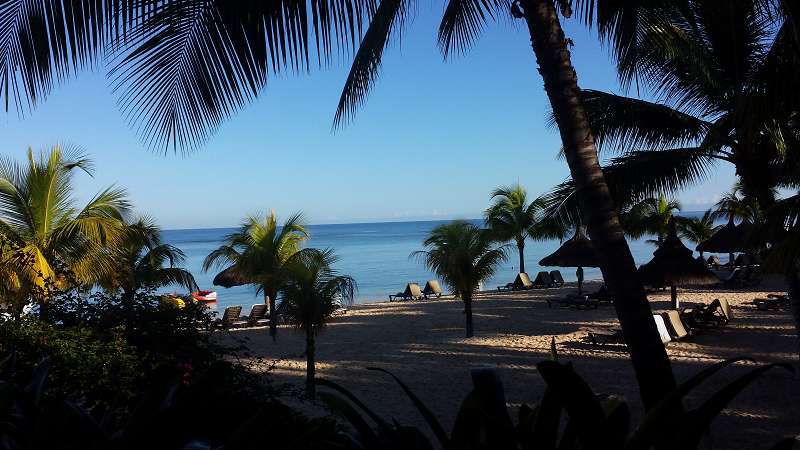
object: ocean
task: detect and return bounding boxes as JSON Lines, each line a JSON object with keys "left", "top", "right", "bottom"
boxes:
{"left": 162, "top": 218, "right": 712, "bottom": 311}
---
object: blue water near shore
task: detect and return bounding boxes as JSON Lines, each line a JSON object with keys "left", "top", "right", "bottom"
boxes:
{"left": 162, "top": 218, "right": 709, "bottom": 311}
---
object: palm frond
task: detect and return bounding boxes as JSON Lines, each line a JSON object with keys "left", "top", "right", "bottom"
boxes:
{"left": 333, "top": 0, "right": 409, "bottom": 128}
{"left": 437, "top": 0, "right": 507, "bottom": 58}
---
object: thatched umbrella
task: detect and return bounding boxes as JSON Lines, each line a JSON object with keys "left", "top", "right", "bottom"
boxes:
{"left": 639, "top": 219, "right": 719, "bottom": 309}
{"left": 213, "top": 266, "right": 248, "bottom": 288}
{"left": 539, "top": 227, "right": 600, "bottom": 295}
{"left": 696, "top": 218, "right": 752, "bottom": 266}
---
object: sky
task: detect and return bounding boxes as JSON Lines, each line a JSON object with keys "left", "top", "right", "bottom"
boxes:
{"left": 0, "top": 9, "right": 737, "bottom": 229}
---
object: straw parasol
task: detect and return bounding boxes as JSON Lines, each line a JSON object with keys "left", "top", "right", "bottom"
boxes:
{"left": 639, "top": 219, "right": 718, "bottom": 309}
{"left": 539, "top": 227, "right": 600, "bottom": 295}
{"left": 213, "top": 266, "right": 248, "bottom": 288}
{"left": 696, "top": 218, "right": 753, "bottom": 266}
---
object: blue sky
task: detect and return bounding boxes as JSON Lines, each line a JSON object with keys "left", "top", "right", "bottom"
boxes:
{"left": 0, "top": 10, "right": 736, "bottom": 229}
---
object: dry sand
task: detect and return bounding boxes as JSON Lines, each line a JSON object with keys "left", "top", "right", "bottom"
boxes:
{"left": 218, "top": 279, "right": 799, "bottom": 448}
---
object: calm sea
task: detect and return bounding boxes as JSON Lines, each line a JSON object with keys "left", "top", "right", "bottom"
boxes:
{"left": 162, "top": 217, "right": 712, "bottom": 311}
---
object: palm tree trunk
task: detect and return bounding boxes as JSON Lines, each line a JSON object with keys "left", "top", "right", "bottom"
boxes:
{"left": 464, "top": 291, "right": 474, "bottom": 338}
{"left": 306, "top": 328, "right": 316, "bottom": 398}
{"left": 266, "top": 290, "right": 278, "bottom": 342}
{"left": 519, "top": 0, "right": 676, "bottom": 409}
{"left": 787, "top": 266, "right": 800, "bottom": 362}
{"left": 517, "top": 239, "right": 526, "bottom": 273}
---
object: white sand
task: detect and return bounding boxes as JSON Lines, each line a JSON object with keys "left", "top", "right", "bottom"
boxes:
{"left": 218, "top": 279, "right": 799, "bottom": 449}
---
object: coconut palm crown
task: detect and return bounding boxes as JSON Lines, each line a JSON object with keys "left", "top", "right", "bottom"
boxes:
{"left": 203, "top": 211, "right": 308, "bottom": 340}
{"left": 0, "top": 146, "right": 129, "bottom": 304}
{"left": 98, "top": 218, "right": 198, "bottom": 300}
{"left": 678, "top": 209, "right": 718, "bottom": 260}
{"left": 413, "top": 221, "right": 507, "bottom": 338}
{"left": 485, "top": 184, "right": 545, "bottom": 273}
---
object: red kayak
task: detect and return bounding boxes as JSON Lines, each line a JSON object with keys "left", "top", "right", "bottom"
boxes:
{"left": 191, "top": 290, "right": 218, "bottom": 302}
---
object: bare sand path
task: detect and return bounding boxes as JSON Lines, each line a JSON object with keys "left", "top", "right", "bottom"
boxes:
{"left": 217, "top": 280, "right": 799, "bottom": 448}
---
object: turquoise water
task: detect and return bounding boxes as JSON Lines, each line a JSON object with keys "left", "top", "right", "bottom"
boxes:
{"left": 162, "top": 219, "right": 695, "bottom": 311}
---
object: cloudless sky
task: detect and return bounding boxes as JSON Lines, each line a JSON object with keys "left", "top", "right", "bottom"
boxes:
{"left": 0, "top": 9, "right": 736, "bottom": 229}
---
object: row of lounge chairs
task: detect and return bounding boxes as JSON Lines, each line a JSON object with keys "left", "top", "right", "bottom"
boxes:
{"left": 389, "top": 281, "right": 443, "bottom": 301}
{"left": 588, "top": 298, "right": 732, "bottom": 346}
{"left": 715, "top": 266, "right": 762, "bottom": 288}
{"left": 550, "top": 284, "right": 612, "bottom": 309}
{"left": 497, "top": 271, "right": 565, "bottom": 292}
{"left": 215, "top": 302, "right": 349, "bottom": 329}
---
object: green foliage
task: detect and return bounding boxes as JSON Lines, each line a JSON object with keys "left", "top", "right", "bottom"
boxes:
{"left": 0, "top": 146, "right": 129, "bottom": 297}
{"left": 619, "top": 195, "right": 681, "bottom": 243}
{"left": 319, "top": 358, "right": 794, "bottom": 450}
{"left": 678, "top": 209, "right": 718, "bottom": 246}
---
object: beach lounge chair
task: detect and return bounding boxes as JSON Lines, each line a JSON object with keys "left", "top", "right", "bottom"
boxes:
{"left": 718, "top": 298, "right": 733, "bottom": 321}
{"left": 560, "top": 295, "right": 599, "bottom": 310}
{"left": 423, "top": 280, "right": 443, "bottom": 299}
{"left": 753, "top": 294, "right": 790, "bottom": 310}
{"left": 587, "top": 284, "right": 612, "bottom": 303}
{"left": 549, "top": 270, "right": 565, "bottom": 287}
{"left": 683, "top": 299, "right": 728, "bottom": 329}
{"left": 587, "top": 327, "right": 624, "bottom": 345}
{"left": 242, "top": 304, "right": 269, "bottom": 327}
{"left": 661, "top": 310, "right": 691, "bottom": 340}
{"left": 390, "top": 283, "right": 424, "bottom": 301}
{"left": 216, "top": 306, "right": 247, "bottom": 329}
{"left": 512, "top": 272, "right": 534, "bottom": 291}
{"left": 653, "top": 314, "right": 672, "bottom": 344}
{"left": 532, "top": 271, "right": 554, "bottom": 289}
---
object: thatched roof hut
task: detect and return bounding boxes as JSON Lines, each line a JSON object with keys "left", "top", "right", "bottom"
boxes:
{"left": 539, "top": 228, "right": 599, "bottom": 268}
{"left": 696, "top": 218, "right": 752, "bottom": 254}
{"left": 212, "top": 266, "right": 248, "bottom": 288}
{"left": 639, "top": 219, "right": 718, "bottom": 308}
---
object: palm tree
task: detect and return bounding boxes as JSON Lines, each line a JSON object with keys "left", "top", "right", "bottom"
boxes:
{"left": 203, "top": 211, "right": 308, "bottom": 341}
{"left": 413, "top": 221, "right": 507, "bottom": 338}
{"left": 97, "top": 218, "right": 198, "bottom": 302}
{"left": 484, "top": 184, "right": 544, "bottom": 273}
{"left": 280, "top": 248, "right": 356, "bottom": 398}
{"left": 712, "top": 183, "right": 763, "bottom": 224}
{"left": 678, "top": 210, "right": 718, "bottom": 260}
{"left": 620, "top": 196, "right": 682, "bottom": 245}
{"left": 0, "top": 146, "right": 129, "bottom": 313}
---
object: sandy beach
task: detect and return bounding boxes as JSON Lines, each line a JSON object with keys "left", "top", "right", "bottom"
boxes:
{"left": 219, "top": 279, "right": 799, "bottom": 448}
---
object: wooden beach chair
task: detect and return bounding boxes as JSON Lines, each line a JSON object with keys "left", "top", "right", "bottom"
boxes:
{"left": 652, "top": 314, "right": 672, "bottom": 344}
{"left": 589, "top": 315, "right": 672, "bottom": 347}
{"left": 423, "top": 280, "right": 443, "bottom": 299}
{"left": 243, "top": 304, "right": 269, "bottom": 327}
{"left": 718, "top": 297, "right": 733, "bottom": 321}
{"left": 532, "top": 271, "right": 553, "bottom": 289}
{"left": 216, "top": 306, "right": 247, "bottom": 329}
{"left": 549, "top": 270, "right": 565, "bottom": 287}
{"left": 753, "top": 294, "right": 790, "bottom": 311}
{"left": 512, "top": 272, "right": 534, "bottom": 291}
{"left": 682, "top": 299, "right": 728, "bottom": 329}
{"left": 661, "top": 310, "right": 691, "bottom": 340}
{"left": 389, "top": 283, "right": 422, "bottom": 301}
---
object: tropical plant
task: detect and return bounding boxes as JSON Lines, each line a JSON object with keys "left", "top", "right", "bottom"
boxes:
{"left": 619, "top": 195, "right": 681, "bottom": 245}
{"left": 0, "top": 146, "right": 129, "bottom": 313}
{"left": 412, "top": 221, "right": 507, "bottom": 338}
{"left": 712, "top": 183, "right": 764, "bottom": 224}
{"left": 203, "top": 211, "right": 308, "bottom": 341}
{"left": 678, "top": 209, "right": 718, "bottom": 260}
{"left": 318, "top": 357, "right": 794, "bottom": 450}
{"left": 97, "top": 218, "right": 198, "bottom": 302}
{"left": 484, "top": 184, "right": 544, "bottom": 273}
{"left": 280, "top": 248, "right": 356, "bottom": 398}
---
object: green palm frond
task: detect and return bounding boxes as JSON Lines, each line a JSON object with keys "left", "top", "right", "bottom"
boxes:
{"left": 580, "top": 89, "right": 713, "bottom": 153}
{"left": 677, "top": 209, "right": 717, "bottom": 244}
{"left": 333, "top": 0, "right": 408, "bottom": 128}
{"left": 437, "top": 0, "right": 507, "bottom": 58}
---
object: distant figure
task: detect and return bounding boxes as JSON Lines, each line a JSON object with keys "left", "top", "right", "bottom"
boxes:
{"left": 576, "top": 266, "right": 584, "bottom": 294}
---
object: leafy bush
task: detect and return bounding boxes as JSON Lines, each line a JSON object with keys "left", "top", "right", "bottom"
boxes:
{"left": 317, "top": 359, "right": 795, "bottom": 450}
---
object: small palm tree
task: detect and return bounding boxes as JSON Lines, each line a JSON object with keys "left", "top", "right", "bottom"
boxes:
{"left": 621, "top": 195, "right": 682, "bottom": 245}
{"left": 678, "top": 210, "right": 718, "bottom": 260}
{"left": 280, "top": 248, "right": 355, "bottom": 398}
{"left": 485, "top": 185, "right": 544, "bottom": 274}
{"left": 712, "top": 183, "right": 762, "bottom": 224}
{"left": 203, "top": 211, "right": 308, "bottom": 341}
{"left": 413, "top": 221, "right": 507, "bottom": 338}
{"left": 97, "top": 218, "right": 198, "bottom": 301}
{"left": 0, "top": 146, "right": 129, "bottom": 311}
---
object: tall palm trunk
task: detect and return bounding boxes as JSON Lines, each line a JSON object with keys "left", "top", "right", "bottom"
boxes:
{"left": 787, "top": 268, "right": 800, "bottom": 361}
{"left": 265, "top": 291, "right": 278, "bottom": 341}
{"left": 517, "top": 238, "right": 526, "bottom": 273}
{"left": 519, "top": 0, "right": 676, "bottom": 409}
{"left": 305, "top": 328, "right": 316, "bottom": 398}
{"left": 463, "top": 290, "right": 474, "bottom": 338}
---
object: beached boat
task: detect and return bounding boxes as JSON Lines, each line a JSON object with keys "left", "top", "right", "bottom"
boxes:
{"left": 192, "top": 290, "right": 217, "bottom": 302}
